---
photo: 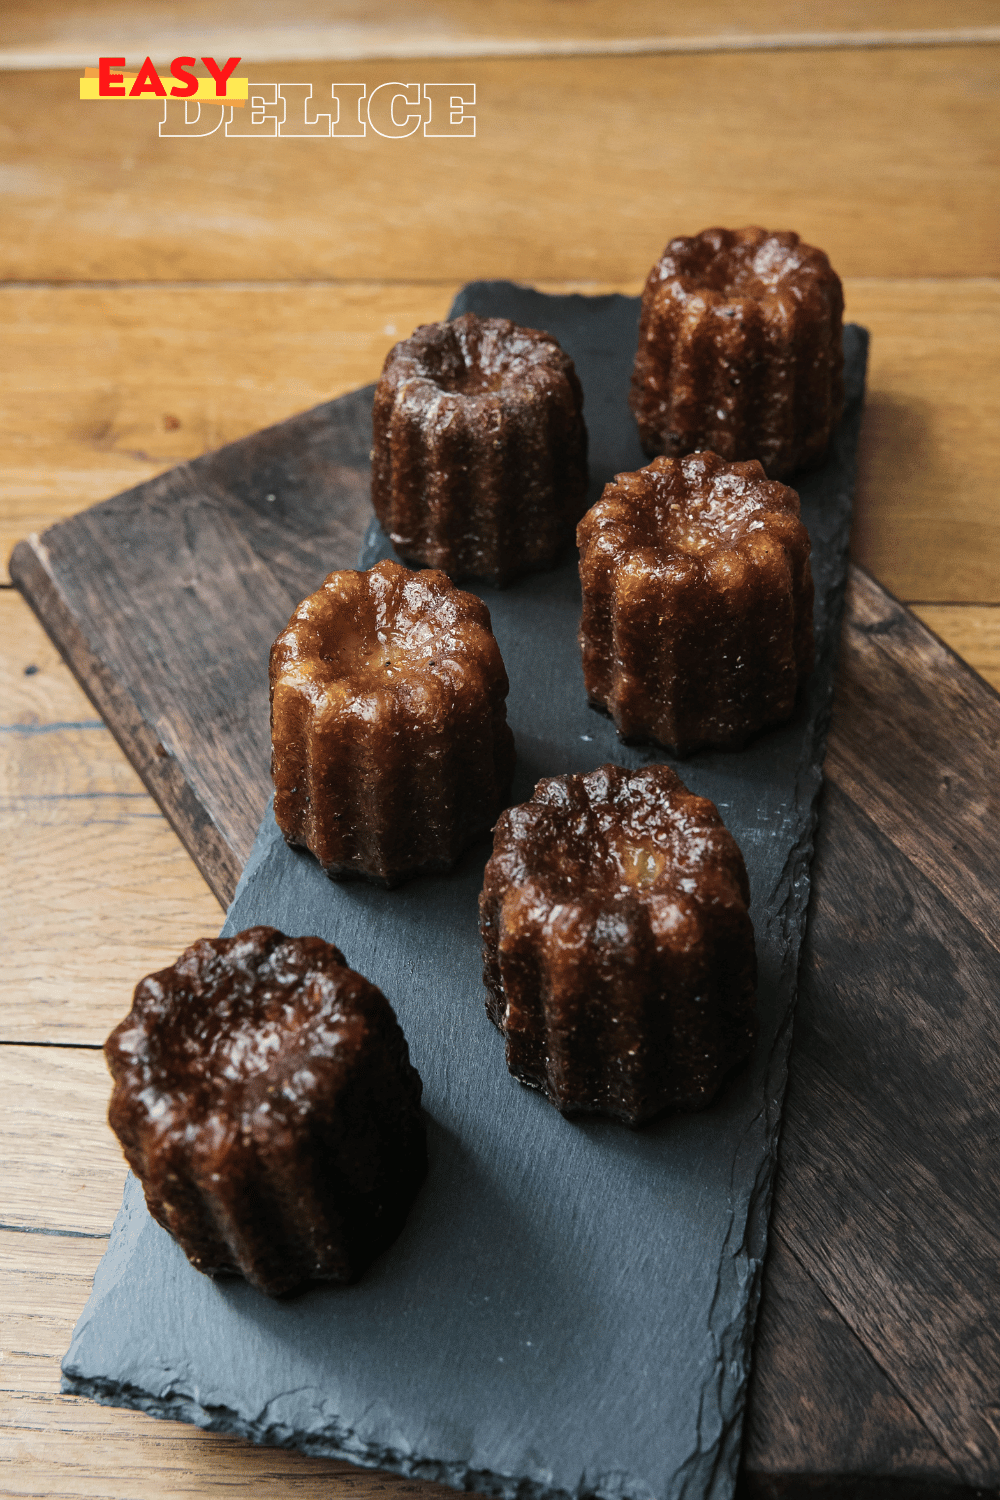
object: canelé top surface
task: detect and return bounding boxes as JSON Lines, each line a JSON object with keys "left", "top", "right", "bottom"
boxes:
{"left": 647, "top": 226, "right": 840, "bottom": 309}
{"left": 105, "top": 926, "right": 394, "bottom": 1124}
{"left": 381, "top": 312, "right": 580, "bottom": 405}
{"left": 271, "top": 559, "right": 509, "bottom": 722}
{"left": 489, "top": 763, "right": 749, "bottom": 912}
{"left": 578, "top": 452, "right": 805, "bottom": 576}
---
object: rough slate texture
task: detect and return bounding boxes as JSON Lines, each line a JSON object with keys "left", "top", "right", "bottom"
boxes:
{"left": 62, "top": 289, "right": 867, "bottom": 1500}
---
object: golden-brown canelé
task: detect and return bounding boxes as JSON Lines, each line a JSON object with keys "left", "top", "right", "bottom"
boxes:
{"left": 271, "top": 558, "right": 515, "bottom": 886}
{"left": 630, "top": 227, "right": 844, "bottom": 480}
{"left": 577, "top": 452, "right": 814, "bottom": 755}
{"left": 480, "top": 764, "right": 756, "bottom": 1125}
{"left": 371, "top": 312, "right": 589, "bottom": 586}
{"left": 105, "top": 926, "right": 427, "bottom": 1298}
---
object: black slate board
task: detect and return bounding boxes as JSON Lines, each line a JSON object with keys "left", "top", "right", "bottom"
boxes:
{"left": 62, "top": 287, "right": 868, "bottom": 1500}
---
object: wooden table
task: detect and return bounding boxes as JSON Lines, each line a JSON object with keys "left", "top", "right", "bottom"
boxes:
{"left": 3, "top": 5, "right": 999, "bottom": 1495}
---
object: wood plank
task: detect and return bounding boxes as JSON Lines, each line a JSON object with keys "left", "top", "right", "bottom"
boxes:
{"left": 763, "top": 781, "right": 1000, "bottom": 1486}
{"left": 0, "top": 1047, "right": 127, "bottom": 1235}
{"left": 742, "top": 568, "right": 1000, "bottom": 1490}
{"left": 0, "top": 1231, "right": 455, "bottom": 1498}
{"left": 822, "top": 572, "right": 1000, "bottom": 954}
{"left": 743, "top": 1230, "right": 961, "bottom": 1485}
{"left": 0, "top": 591, "right": 223, "bottom": 1046}
{"left": 2, "top": 50, "right": 998, "bottom": 284}
{"left": 911, "top": 604, "right": 1000, "bottom": 691}
{"left": 5, "top": 280, "right": 1000, "bottom": 602}
{"left": 0, "top": 282, "right": 460, "bottom": 582}
{"left": 846, "top": 280, "right": 1000, "bottom": 603}
{"left": 5, "top": 0, "right": 999, "bottom": 70}
{"left": 8, "top": 384, "right": 382, "bottom": 903}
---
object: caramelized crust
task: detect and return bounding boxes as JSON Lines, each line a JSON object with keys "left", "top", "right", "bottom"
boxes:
{"left": 271, "top": 559, "right": 515, "bottom": 886}
{"left": 372, "top": 312, "right": 588, "bottom": 586}
{"left": 577, "top": 452, "right": 814, "bottom": 755}
{"left": 480, "top": 764, "right": 756, "bottom": 1125}
{"left": 630, "top": 227, "right": 844, "bottom": 480}
{"left": 105, "top": 927, "right": 426, "bottom": 1297}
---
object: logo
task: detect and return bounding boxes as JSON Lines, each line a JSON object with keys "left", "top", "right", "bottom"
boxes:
{"left": 80, "top": 60, "right": 476, "bottom": 140}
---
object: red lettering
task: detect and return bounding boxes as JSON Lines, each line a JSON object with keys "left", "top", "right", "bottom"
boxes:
{"left": 129, "top": 56, "right": 166, "bottom": 97}
{"left": 169, "top": 56, "right": 198, "bottom": 98}
{"left": 201, "top": 56, "right": 241, "bottom": 97}
{"left": 98, "top": 57, "right": 126, "bottom": 97}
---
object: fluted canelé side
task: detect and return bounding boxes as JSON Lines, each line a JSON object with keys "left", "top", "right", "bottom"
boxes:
{"left": 372, "top": 313, "right": 588, "bottom": 586}
{"left": 480, "top": 764, "right": 757, "bottom": 1126}
{"left": 630, "top": 227, "right": 844, "bottom": 480}
{"left": 577, "top": 452, "right": 814, "bottom": 755}
{"left": 105, "top": 927, "right": 427, "bottom": 1298}
{"left": 270, "top": 559, "right": 515, "bottom": 886}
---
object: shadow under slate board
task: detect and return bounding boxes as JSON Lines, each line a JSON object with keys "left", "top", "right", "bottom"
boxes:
{"left": 61, "top": 285, "right": 868, "bottom": 1500}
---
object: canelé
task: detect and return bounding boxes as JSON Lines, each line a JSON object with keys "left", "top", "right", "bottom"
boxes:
{"left": 270, "top": 558, "right": 515, "bottom": 886}
{"left": 577, "top": 452, "right": 814, "bottom": 755}
{"left": 480, "top": 763, "right": 756, "bottom": 1125}
{"left": 371, "top": 312, "right": 588, "bottom": 585}
{"left": 105, "top": 926, "right": 426, "bottom": 1297}
{"left": 630, "top": 227, "right": 844, "bottom": 480}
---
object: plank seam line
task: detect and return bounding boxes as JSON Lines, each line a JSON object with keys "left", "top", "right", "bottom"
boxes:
{"left": 769, "top": 1223, "right": 963, "bottom": 1477}
{"left": 0, "top": 1222, "right": 108, "bottom": 1239}
{"left": 907, "top": 600, "right": 1000, "bottom": 609}
{"left": 2, "top": 27, "right": 999, "bottom": 69}
{"left": 821, "top": 769, "right": 1000, "bottom": 962}
{"left": 2, "top": 277, "right": 999, "bottom": 292}
{"left": 0, "top": 1039, "right": 103, "bottom": 1050}
{"left": 0, "top": 720, "right": 106, "bottom": 734}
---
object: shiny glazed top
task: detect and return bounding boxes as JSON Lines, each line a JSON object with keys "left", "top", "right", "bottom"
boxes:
{"left": 380, "top": 311, "right": 582, "bottom": 407}
{"left": 647, "top": 226, "right": 841, "bottom": 308}
{"left": 270, "top": 558, "right": 509, "bottom": 725}
{"left": 105, "top": 926, "right": 405, "bottom": 1128}
{"left": 578, "top": 451, "right": 807, "bottom": 578}
{"left": 488, "top": 763, "right": 750, "bottom": 913}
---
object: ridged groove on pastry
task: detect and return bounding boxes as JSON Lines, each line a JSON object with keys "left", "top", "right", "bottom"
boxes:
{"left": 105, "top": 927, "right": 427, "bottom": 1296}
{"left": 630, "top": 227, "right": 844, "bottom": 480}
{"left": 577, "top": 452, "right": 815, "bottom": 755}
{"left": 480, "top": 764, "right": 757, "bottom": 1125}
{"left": 372, "top": 313, "right": 588, "bottom": 585}
{"left": 271, "top": 558, "right": 515, "bottom": 886}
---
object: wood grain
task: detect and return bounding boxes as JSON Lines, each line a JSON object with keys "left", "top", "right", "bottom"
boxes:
{"left": 6, "top": 567, "right": 1000, "bottom": 1493}
{"left": 846, "top": 280, "right": 1000, "bottom": 603}
{"left": 0, "top": 590, "right": 222, "bottom": 1046}
{"left": 11, "top": 326, "right": 1000, "bottom": 1489}
{"left": 0, "top": 281, "right": 460, "bottom": 581}
{"left": 5, "top": 280, "right": 999, "bottom": 600}
{"left": 5, "top": 0, "right": 1000, "bottom": 68}
{"left": 0, "top": 1233, "right": 456, "bottom": 1499}
{"left": 744, "top": 1231, "right": 961, "bottom": 1486}
{"left": 742, "top": 568, "right": 1000, "bottom": 1490}
{"left": 2, "top": 50, "right": 998, "bottom": 284}
{"left": 0, "top": 1047, "right": 126, "bottom": 1236}
{"left": 911, "top": 604, "right": 1000, "bottom": 691}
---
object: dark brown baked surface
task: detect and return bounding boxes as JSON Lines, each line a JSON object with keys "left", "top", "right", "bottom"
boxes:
{"left": 371, "top": 312, "right": 588, "bottom": 586}
{"left": 270, "top": 558, "right": 516, "bottom": 886}
{"left": 105, "top": 926, "right": 426, "bottom": 1298}
{"left": 577, "top": 451, "right": 814, "bottom": 755}
{"left": 630, "top": 226, "right": 844, "bottom": 480}
{"left": 480, "top": 763, "right": 757, "bottom": 1126}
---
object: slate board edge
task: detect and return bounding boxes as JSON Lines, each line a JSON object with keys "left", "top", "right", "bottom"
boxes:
{"left": 59, "top": 290, "right": 868, "bottom": 1500}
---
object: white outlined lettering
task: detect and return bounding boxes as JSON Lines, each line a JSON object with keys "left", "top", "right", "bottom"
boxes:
{"left": 331, "top": 83, "right": 366, "bottom": 137}
{"left": 226, "top": 82, "right": 282, "bottom": 136}
{"left": 367, "top": 81, "right": 421, "bottom": 139}
{"left": 159, "top": 100, "right": 226, "bottom": 136}
{"left": 423, "top": 84, "right": 475, "bottom": 137}
{"left": 278, "top": 83, "right": 331, "bottom": 137}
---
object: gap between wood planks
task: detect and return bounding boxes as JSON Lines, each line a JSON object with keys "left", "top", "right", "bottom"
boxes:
{"left": 2, "top": 26, "right": 1000, "bottom": 71}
